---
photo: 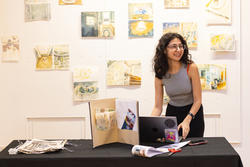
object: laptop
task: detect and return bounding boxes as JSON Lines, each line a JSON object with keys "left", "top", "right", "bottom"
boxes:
{"left": 139, "top": 116, "right": 182, "bottom": 144}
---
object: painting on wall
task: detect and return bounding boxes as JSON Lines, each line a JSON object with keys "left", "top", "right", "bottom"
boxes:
{"left": 73, "top": 66, "right": 99, "bottom": 101}
{"left": 128, "top": 3, "right": 153, "bottom": 38}
{"left": 59, "top": 0, "right": 82, "bottom": 5}
{"left": 25, "top": 0, "right": 51, "bottom": 22}
{"left": 54, "top": 45, "right": 70, "bottom": 70}
{"left": 35, "top": 45, "right": 70, "bottom": 70}
{"left": 210, "top": 33, "right": 235, "bottom": 51}
{"left": 81, "top": 11, "right": 115, "bottom": 38}
{"left": 197, "top": 64, "right": 226, "bottom": 90}
{"left": 106, "top": 60, "right": 141, "bottom": 86}
{"left": 1, "top": 35, "right": 20, "bottom": 62}
{"left": 164, "top": 0, "right": 189, "bottom": 8}
{"left": 163, "top": 22, "right": 197, "bottom": 48}
{"left": 35, "top": 45, "right": 53, "bottom": 70}
{"left": 205, "top": 0, "right": 231, "bottom": 25}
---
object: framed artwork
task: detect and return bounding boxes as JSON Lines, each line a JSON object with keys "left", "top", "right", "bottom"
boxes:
{"left": 210, "top": 33, "right": 235, "bottom": 51}
{"left": 198, "top": 64, "right": 226, "bottom": 90}
{"left": 128, "top": 3, "right": 153, "bottom": 38}
{"left": 72, "top": 66, "right": 99, "bottom": 101}
{"left": 163, "top": 22, "right": 197, "bottom": 48}
{"left": 1, "top": 35, "right": 20, "bottom": 62}
{"left": 205, "top": 0, "right": 231, "bottom": 25}
{"left": 106, "top": 60, "right": 141, "bottom": 86}
{"left": 25, "top": 0, "right": 51, "bottom": 22}
{"left": 58, "top": 0, "right": 82, "bottom": 5}
{"left": 81, "top": 11, "right": 115, "bottom": 38}
{"left": 164, "top": 0, "right": 189, "bottom": 8}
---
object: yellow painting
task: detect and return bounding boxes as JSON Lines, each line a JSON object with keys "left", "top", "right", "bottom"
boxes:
{"left": 128, "top": 3, "right": 153, "bottom": 20}
{"left": 59, "top": 0, "right": 82, "bottom": 5}
{"left": 54, "top": 45, "right": 70, "bottom": 70}
{"left": 106, "top": 60, "right": 141, "bottom": 86}
{"left": 205, "top": 0, "right": 231, "bottom": 24}
{"left": 35, "top": 46, "right": 53, "bottom": 70}
{"left": 210, "top": 33, "right": 235, "bottom": 51}
{"left": 164, "top": 0, "right": 189, "bottom": 8}
{"left": 163, "top": 22, "right": 197, "bottom": 48}
{"left": 198, "top": 64, "right": 226, "bottom": 90}
{"left": 129, "top": 20, "right": 153, "bottom": 37}
{"left": 1, "top": 35, "right": 20, "bottom": 62}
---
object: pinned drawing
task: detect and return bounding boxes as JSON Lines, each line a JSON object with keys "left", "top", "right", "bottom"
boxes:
{"left": 72, "top": 66, "right": 99, "bottom": 101}
{"left": 205, "top": 0, "right": 231, "bottom": 25}
{"left": 25, "top": 0, "right": 51, "bottom": 22}
{"left": 210, "top": 33, "right": 235, "bottom": 51}
{"left": 54, "top": 45, "right": 70, "bottom": 70}
{"left": 1, "top": 35, "right": 20, "bottom": 62}
{"left": 81, "top": 11, "right": 115, "bottom": 38}
{"left": 128, "top": 3, "right": 153, "bottom": 38}
{"left": 35, "top": 45, "right": 70, "bottom": 70}
{"left": 163, "top": 22, "right": 197, "bottom": 48}
{"left": 58, "top": 0, "right": 82, "bottom": 5}
{"left": 35, "top": 45, "right": 53, "bottom": 70}
{"left": 106, "top": 60, "right": 141, "bottom": 86}
{"left": 198, "top": 64, "right": 226, "bottom": 90}
{"left": 164, "top": 0, "right": 189, "bottom": 8}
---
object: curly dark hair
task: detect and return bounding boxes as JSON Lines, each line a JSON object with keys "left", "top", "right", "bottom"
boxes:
{"left": 153, "top": 33, "right": 193, "bottom": 79}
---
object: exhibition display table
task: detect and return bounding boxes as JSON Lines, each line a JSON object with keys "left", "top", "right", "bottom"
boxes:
{"left": 0, "top": 137, "right": 243, "bottom": 167}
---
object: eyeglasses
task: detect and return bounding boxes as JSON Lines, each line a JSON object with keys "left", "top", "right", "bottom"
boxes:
{"left": 167, "top": 44, "right": 186, "bottom": 50}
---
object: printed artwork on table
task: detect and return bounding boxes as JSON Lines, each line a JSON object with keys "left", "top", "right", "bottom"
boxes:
{"left": 1, "top": 35, "right": 20, "bottom": 62}
{"left": 25, "top": 0, "right": 51, "bottom": 22}
{"left": 53, "top": 45, "right": 70, "bottom": 70}
{"left": 197, "top": 64, "right": 226, "bottom": 90}
{"left": 128, "top": 3, "right": 153, "bottom": 38}
{"left": 106, "top": 60, "right": 141, "bottom": 86}
{"left": 72, "top": 66, "right": 99, "bottom": 101}
{"left": 205, "top": 0, "right": 231, "bottom": 25}
{"left": 81, "top": 11, "right": 115, "bottom": 38}
{"left": 163, "top": 22, "right": 197, "bottom": 48}
{"left": 164, "top": 0, "right": 189, "bottom": 8}
{"left": 58, "top": 0, "right": 82, "bottom": 5}
{"left": 210, "top": 33, "right": 235, "bottom": 51}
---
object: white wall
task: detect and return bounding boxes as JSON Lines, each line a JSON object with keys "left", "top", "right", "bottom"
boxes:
{"left": 0, "top": 0, "right": 249, "bottom": 166}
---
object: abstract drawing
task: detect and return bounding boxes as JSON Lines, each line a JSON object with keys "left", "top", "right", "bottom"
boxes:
{"left": 210, "top": 33, "right": 235, "bottom": 51}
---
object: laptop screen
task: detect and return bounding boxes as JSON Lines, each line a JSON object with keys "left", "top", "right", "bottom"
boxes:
{"left": 139, "top": 116, "right": 181, "bottom": 143}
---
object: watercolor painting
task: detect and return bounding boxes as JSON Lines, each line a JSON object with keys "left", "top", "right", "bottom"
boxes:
{"left": 128, "top": 3, "right": 153, "bottom": 38}
{"left": 81, "top": 11, "right": 115, "bottom": 38}
{"left": 54, "top": 45, "right": 70, "bottom": 70}
{"left": 163, "top": 22, "right": 197, "bottom": 48}
{"left": 72, "top": 66, "right": 99, "bottom": 101}
{"left": 198, "top": 64, "right": 226, "bottom": 90}
{"left": 106, "top": 60, "right": 141, "bottom": 86}
{"left": 205, "top": 0, "right": 231, "bottom": 24}
{"left": 1, "top": 35, "right": 20, "bottom": 62}
{"left": 25, "top": 0, "right": 51, "bottom": 22}
{"left": 35, "top": 45, "right": 53, "bottom": 70}
{"left": 210, "top": 33, "right": 235, "bottom": 51}
{"left": 164, "top": 0, "right": 189, "bottom": 8}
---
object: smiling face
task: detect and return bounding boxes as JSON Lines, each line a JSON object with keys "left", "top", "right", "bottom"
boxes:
{"left": 165, "top": 38, "right": 184, "bottom": 63}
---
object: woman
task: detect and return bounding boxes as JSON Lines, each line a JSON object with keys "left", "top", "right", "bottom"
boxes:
{"left": 151, "top": 33, "right": 204, "bottom": 139}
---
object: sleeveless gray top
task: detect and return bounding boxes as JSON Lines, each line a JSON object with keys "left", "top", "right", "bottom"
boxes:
{"left": 162, "top": 64, "right": 193, "bottom": 106}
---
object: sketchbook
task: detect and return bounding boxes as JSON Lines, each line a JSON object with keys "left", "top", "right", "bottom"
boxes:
{"left": 89, "top": 98, "right": 139, "bottom": 148}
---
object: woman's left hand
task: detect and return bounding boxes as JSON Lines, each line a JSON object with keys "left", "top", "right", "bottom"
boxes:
{"left": 178, "top": 118, "right": 191, "bottom": 139}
